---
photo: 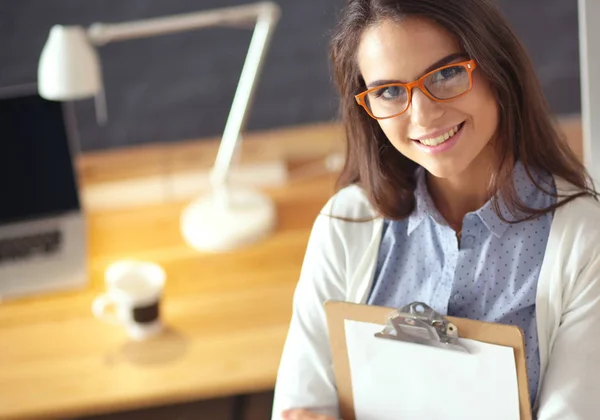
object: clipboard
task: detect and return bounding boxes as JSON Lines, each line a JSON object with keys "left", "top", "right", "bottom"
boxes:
{"left": 324, "top": 300, "right": 532, "bottom": 420}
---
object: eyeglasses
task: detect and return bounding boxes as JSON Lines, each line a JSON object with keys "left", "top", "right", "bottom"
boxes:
{"left": 355, "top": 59, "right": 478, "bottom": 120}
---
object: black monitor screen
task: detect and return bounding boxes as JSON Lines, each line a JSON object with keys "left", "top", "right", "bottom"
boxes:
{"left": 0, "top": 92, "right": 80, "bottom": 226}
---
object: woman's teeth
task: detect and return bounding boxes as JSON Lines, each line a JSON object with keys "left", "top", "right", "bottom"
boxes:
{"left": 418, "top": 124, "right": 461, "bottom": 147}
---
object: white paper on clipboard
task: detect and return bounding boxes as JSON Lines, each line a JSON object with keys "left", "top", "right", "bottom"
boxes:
{"left": 344, "top": 320, "right": 520, "bottom": 420}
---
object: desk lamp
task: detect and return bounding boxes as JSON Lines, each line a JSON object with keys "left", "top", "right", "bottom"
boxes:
{"left": 37, "top": 2, "right": 282, "bottom": 252}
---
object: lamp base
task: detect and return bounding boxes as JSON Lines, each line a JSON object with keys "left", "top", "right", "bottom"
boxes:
{"left": 180, "top": 187, "right": 276, "bottom": 252}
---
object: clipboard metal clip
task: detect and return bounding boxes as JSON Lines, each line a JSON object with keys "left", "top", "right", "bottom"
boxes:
{"left": 374, "top": 302, "right": 468, "bottom": 353}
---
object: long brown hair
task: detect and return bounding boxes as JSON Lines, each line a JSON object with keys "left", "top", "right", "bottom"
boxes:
{"left": 329, "top": 0, "right": 596, "bottom": 222}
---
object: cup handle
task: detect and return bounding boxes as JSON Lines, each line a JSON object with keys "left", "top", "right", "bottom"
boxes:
{"left": 92, "top": 294, "right": 121, "bottom": 325}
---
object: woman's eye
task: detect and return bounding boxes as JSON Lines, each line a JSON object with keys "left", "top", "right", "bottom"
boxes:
{"left": 432, "top": 67, "right": 462, "bottom": 83}
{"left": 375, "top": 86, "right": 404, "bottom": 100}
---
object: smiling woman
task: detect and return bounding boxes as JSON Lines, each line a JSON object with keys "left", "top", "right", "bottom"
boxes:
{"left": 272, "top": 1, "right": 600, "bottom": 420}
{"left": 355, "top": 17, "right": 501, "bottom": 218}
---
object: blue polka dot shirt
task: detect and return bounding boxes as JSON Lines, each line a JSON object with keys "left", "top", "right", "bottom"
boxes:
{"left": 367, "top": 162, "right": 556, "bottom": 406}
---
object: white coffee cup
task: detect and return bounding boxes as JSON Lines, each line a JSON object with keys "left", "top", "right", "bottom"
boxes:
{"left": 92, "top": 260, "right": 166, "bottom": 340}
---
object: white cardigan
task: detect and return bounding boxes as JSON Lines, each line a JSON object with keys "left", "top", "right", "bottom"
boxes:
{"left": 272, "top": 178, "right": 600, "bottom": 420}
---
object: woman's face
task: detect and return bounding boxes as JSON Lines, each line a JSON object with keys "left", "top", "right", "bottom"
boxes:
{"left": 356, "top": 18, "right": 499, "bottom": 179}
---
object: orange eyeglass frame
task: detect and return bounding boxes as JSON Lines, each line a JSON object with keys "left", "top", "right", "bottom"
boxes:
{"left": 355, "top": 59, "right": 478, "bottom": 120}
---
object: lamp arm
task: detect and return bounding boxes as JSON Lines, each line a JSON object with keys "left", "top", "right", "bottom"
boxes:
{"left": 210, "top": 8, "right": 279, "bottom": 189}
{"left": 87, "top": 1, "right": 281, "bottom": 190}
{"left": 87, "top": 2, "right": 280, "bottom": 45}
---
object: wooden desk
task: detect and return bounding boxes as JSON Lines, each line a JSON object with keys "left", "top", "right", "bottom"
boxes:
{"left": 0, "top": 123, "right": 341, "bottom": 420}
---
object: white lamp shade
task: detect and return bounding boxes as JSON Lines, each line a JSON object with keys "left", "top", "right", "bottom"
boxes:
{"left": 38, "top": 25, "right": 102, "bottom": 101}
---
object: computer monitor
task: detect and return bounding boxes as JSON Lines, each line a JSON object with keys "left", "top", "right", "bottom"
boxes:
{"left": 0, "top": 88, "right": 81, "bottom": 224}
{"left": 0, "top": 84, "right": 87, "bottom": 299}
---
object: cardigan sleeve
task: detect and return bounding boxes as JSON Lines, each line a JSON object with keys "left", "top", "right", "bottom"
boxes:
{"left": 536, "top": 199, "right": 600, "bottom": 419}
{"left": 270, "top": 211, "right": 347, "bottom": 420}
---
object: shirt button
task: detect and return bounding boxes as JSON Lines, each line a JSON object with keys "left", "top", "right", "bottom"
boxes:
{"left": 462, "top": 235, "right": 475, "bottom": 246}
{"left": 453, "top": 292, "right": 462, "bottom": 302}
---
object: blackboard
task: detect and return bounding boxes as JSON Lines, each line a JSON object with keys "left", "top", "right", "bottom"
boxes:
{"left": 0, "top": 0, "right": 580, "bottom": 152}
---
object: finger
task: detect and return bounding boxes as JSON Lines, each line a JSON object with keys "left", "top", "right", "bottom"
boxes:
{"left": 282, "top": 408, "right": 335, "bottom": 420}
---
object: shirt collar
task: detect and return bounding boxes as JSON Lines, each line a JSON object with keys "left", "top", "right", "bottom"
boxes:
{"left": 407, "top": 167, "right": 447, "bottom": 236}
{"left": 475, "top": 161, "right": 547, "bottom": 237}
{"left": 406, "top": 162, "right": 548, "bottom": 238}
{"left": 475, "top": 194, "right": 511, "bottom": 238}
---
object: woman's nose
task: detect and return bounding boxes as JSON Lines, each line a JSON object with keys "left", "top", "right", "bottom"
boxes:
{"left": 408, "top": 87, "right": 444, "bottom": 127}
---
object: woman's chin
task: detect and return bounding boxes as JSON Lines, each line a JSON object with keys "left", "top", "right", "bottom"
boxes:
{"left": 412, "top": 154, "right": 468, "bottom": 178}
{"left": 421, "top": 163, "right": 464, "bottom": 180}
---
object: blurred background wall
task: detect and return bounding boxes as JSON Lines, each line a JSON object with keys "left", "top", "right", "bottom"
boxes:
{"left": 0, "top": 0, "right": 580, "bottom": 152}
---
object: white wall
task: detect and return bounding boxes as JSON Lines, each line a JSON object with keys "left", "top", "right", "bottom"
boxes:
{"left": 579, "top": 0, "right": 600, "bottom": 183}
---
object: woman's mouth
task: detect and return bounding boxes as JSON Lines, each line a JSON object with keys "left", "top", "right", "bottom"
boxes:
{"left": 411, "top": 122, "right": 466, "bottom": 154}
{"left": 413, "top": 122, "right": 465, "bottom": 147}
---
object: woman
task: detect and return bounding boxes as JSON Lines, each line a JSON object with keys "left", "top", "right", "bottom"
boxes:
{"left": 273, "top": 0, "right": 600, "bottom": 419}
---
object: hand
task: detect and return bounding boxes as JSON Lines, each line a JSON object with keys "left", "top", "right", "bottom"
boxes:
{"left": 281, "top": 408, "right": 337, "bottom": 420}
